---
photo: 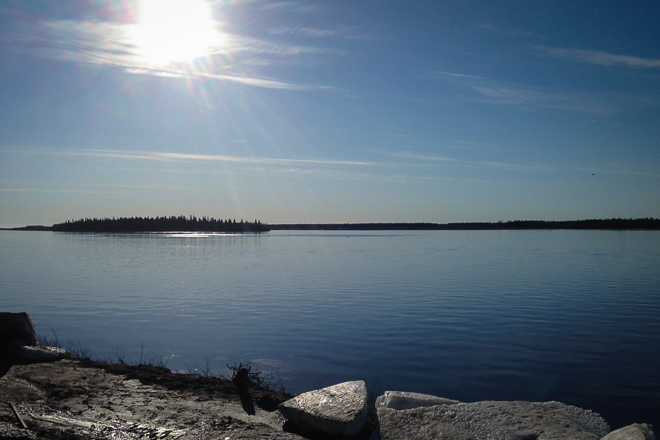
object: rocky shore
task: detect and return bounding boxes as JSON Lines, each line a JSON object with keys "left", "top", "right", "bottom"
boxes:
{"left": 0, "top": 356, "right": 299, "bottom": 440}
{"left": 1, "top": 312, "right": 657, "bottom": 440}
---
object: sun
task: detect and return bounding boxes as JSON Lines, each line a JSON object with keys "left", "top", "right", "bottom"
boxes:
{"left": 130, "top": 0, "right": 221, "bottom": 67}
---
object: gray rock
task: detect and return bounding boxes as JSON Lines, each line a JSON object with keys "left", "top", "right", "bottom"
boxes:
{"left": 601, "top": 423, "right": 657, "bottom": 440}
{"left": 375, "top": 391, "right": 458, "bottom": 410}
{"left": 376, "top": 400, "right": 611, "bottom": 440}
{"left": 0, "top": 311, "right": 38, "bottom": 349}
{"left": 6, "top": 344, "right": 70, "bottom": 360}
{"left": 1, "top": 311, "right": 70, "bottom": 361}
{"left": 278, "top": 380, "right": 368, "bottom": 436}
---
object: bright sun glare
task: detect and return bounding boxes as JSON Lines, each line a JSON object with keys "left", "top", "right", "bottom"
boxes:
{"left": 131, "top": 0, "right": 221, "bottom": 66}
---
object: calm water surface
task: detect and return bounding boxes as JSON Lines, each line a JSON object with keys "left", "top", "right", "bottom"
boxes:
{"left": 1, "top": 230, "right": 659, "bottom": 428}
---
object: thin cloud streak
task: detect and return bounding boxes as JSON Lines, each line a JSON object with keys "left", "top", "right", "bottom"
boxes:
{"left": 216, "top": 32, "right": 344, "bottom": 56}
{"left": 536, "top": 46, "right": 660, "bottom": 68}
{"left": 124, "top": 66, "right": 330, "bottom": 91}
{"left": 388, "top": 151, "right": 459, "bottom": 162}
{"left": 451, "top": 140, "right": 499, "bottom": 150}
{"left": 267, "top": 25, "right": 370, "bottom": 41}
{"left": 38, "top": 148, "right": 375, "bottom": 167}
{"left": 431, "top": 71, "right": 620, "bottom": 115}
{"left": 257, "top": 1, "right": 319, "bottom": 13}
{"left": 0, "top": 188, "right": 105, "bottom": 194}
{"left": 6, "top": 19, "right": 337, "bottom": 90}
{"left": 156, "top": 151, "right": 372, "bottom": 166}
{"left": 480, "top": 161, "right": 555, "bottom": 172}
{"left": 0, "top": 179, "right": 202, "bottom": 193}
{"left": 269, "top": 27, "right": 337, "bottom": 38}
{"left": 14, "top": 148, "right": 660, "bottom": 179}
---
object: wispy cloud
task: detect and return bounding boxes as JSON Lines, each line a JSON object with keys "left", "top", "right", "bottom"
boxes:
{"left": 213, "top": 0, "right": 319, "bottom": 13}
{"left": 35, "top": 148, "right": 375, "bottom": 167}
{"left": 124, "top": 66, "right": 333, "bottom": 91}
{"left": 216, "top": 32, "right": 343, "bottom": 56}
{"left": 4, "top": 18, "right": 338, "bottom": 90}
{"left": 431, "top": 71, "right": 620, "bottom": 115}
{"left": 155, "top": 151, "right": 371, "bottom": 166}
{"left": 257, "top": 1, "right": 319, "bottom": 13}
{"left": 480, "top": 161, "right": 555, "bottom": 172}
{"left": 386, "top": 151, "right": 459, "bottom": 163}
{"left": 21, "top": 147, "right": 553, "bottom": 179}
{"left": 0, "top": 188, "right": 103, "bottom": 194}
{"left": 370, "top": 147, "right": 660, "bottom": 177}
{"left": 536, "top": 46, "right": 660, "bottom": 68}
{"left": 269, "top": 27, "right": 336, "bottom": 38}
{"left": 0, "top": 181, "right": 199, "bottom": 193}
{"left": 267, "top": 25, "right": 369, "bottom": 41}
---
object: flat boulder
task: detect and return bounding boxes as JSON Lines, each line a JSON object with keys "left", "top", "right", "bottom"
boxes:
{"left": 375, "top": 391, "right": 458, "bottom": 410}
{"left": 601, "top": 423, "right": 657, "bottom": 440}
{"left": 1, "top": 311, "right": 70, "bottom": 361}
{"left": 376, "top": 400, "right": 611, "bottom": 440}
{"left": 6, "top": 344, "right": 71, "bottom": 360}
{"left": 278, "top": 380, "right": 368, "bottom": 436}
{"left": 0, "top": 311, "right": 38, "bottom": 349}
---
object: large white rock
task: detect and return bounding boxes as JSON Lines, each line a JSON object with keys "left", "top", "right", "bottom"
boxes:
{"left": 376, "top": 400, "right": 611, "bottom": 440}
{"left": 601, "top": 424, "right": 657, "bottom": 440}
{"left": 278, "top": 380, "right": 368, "bottom": 436}
{"left": 375, "top": 391, "right": 458, "bottom": 410}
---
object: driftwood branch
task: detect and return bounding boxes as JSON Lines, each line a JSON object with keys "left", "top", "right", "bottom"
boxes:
{"left": 9, "top": 401, "right": 28, "bottom": 430}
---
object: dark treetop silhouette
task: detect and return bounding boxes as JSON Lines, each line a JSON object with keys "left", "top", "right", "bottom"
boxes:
{"left": 269, "top": 218, "right": 660, "bottom": 230}
{"left": 51, "top": 216, "right": 269, "bottom": 233}
{"left": 4, "top": 217, "right": 660, "bottom": 232}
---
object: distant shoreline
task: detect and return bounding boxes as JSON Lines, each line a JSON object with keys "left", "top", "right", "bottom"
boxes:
{"left": 2, "top": 218, "right": 660, "bottom": 231}
{"left": 270, "top": 218, "right": 660, "bottom": 230}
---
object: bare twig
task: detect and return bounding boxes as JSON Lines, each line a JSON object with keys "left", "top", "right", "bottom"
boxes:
{"left": 226, "top": 362, "right": 285, "bottom": 393}
{"left": 203, "top": 356, "right": 213, "bottom": 378}
{"left": 9, "top": 401, "right": 28, "bottom": 430}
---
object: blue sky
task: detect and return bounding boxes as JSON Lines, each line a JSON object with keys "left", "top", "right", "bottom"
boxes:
{"left": 1, "top": 1, "right": 659, "bottom": 227}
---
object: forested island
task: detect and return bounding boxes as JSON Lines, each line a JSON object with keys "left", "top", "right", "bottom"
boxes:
{"left": 51, "top": 216, "right": 270, "bottom": 233}
{"left": 2, "top": 217, "right": 660, "bottom": 232}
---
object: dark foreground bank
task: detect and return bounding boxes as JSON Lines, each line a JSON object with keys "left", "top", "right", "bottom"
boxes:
{"left": 2, "top": 356, "right": 658, "bottom": 440}
{"left": 0, "top": 356, "right": 302, "bottom": 440}
{"left": 2, "top": 313, "right": 657, "bottom": 440}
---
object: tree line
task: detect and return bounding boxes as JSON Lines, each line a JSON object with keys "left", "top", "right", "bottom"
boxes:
{"left": 52, "top": 216, "right": 269, "bottom": 233}
{"left": 441, "top": 218, "right": 660, "bottom": 230}
{"left": 269, "top": 218, "right": 660, "bottom": 230}
{"left": 9, "top": 217, "right": 659, "bottom": 232}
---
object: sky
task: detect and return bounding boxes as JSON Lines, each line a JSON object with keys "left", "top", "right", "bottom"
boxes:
{"left": 1, "top": 0, "right": 659, "bottom": 227}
